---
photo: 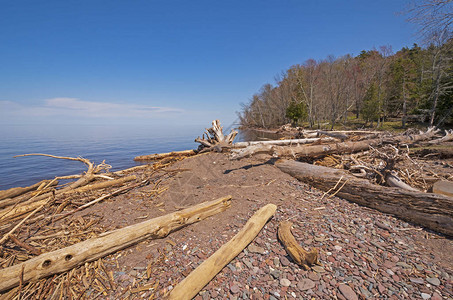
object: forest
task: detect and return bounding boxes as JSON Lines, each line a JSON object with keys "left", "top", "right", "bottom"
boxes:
{"left": 238, "top": 40, "right": 453, "bottom": 130}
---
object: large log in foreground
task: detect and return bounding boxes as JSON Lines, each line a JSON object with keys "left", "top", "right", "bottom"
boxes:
{"left": 276, "top": 160, "right": 453, "bottom": 237}
{"left": 168, "top": 204, "right": 277, "bottom": 300}
{"left": 0, "top": 195, "right": 232, "bottom": 292}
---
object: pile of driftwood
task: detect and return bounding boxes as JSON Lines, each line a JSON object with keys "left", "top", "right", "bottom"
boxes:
{"left": 229, "top": 126, "right": 453, "bottom": 236}
{"left": 0, "top": 152, "right": 196, "bottom": 298}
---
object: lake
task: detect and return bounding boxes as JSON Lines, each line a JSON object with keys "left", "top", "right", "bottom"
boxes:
{"left": 0, "top": 124, "right": 274, "bottom": 190}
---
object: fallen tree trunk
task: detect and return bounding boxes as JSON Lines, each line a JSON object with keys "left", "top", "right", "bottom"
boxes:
{"left": 69, "top": 175, "right": 136, "bottom": 193}
{"left": 0, "top": 180, "right": 56, "bottom": 201}
{"left": 276, "top": 160, "right": 453, "bottom": 236}
{"left": 167, "top": 203, "right": 277, "bottom": 300}
{"left": 426, "top": 129, "right": 453, "bottom": 144}
{"left": 231, "top": 127, "right": 439, "bottom": 160}
{"left": 232, "top": 137, "right": 336, "bottom": 148}
{"left": 0, "top": 195, "right": 232, "bottom": 292}
{"left": 278, "top": 221, "right": 318, "bottom": 270}
{"left": 134, "top": 150, "right": 197, "bottom": 161}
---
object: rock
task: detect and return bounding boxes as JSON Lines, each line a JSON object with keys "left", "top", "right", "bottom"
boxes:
{"left": 410, "top": 277, "right": 424, "bottom": 284}
{"left": 230, "top": 284, "right": 240, "bottom": 294}
{"left": 280, "top": 256, "right": 291, "bottom": 266}
{"left": 311, "top": 266, "right": 325, "bottom": 273}
{"left": 280, "top": 278, "right": 291, "bottom": 287}
{"left": 308, "top": 272, "right": 321, "bottom": 281}
{"left": 426, "top": 277, "right": 441, "bottom": 286}
{"left": 431, "top": 292, "right": 442, "bottom": 300}
{"left": 338, "top": 284, "right": 358, "bottom": 300}
{"left": 297, "top": 279, "right": 316, "bottom": 291}
{"left": 421, "top": 293, "right": 431, "bottom": 300}
{"left": 270, "top": 270, "right": 282, "bottom": 279}
{"left": 396, "top": 262, "right": 412, "bottom": 269}
{"left": 248, "top": 244, "right": 266, "bottom": 254}
{"left": 334, "top": 245, "right": 343, "bottom": 251}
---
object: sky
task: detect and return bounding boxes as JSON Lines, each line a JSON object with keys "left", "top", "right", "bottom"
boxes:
{"left": 0, "top": 0, "right": 417, "bottom": 128}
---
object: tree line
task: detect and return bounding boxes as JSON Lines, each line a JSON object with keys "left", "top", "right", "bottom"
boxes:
{"left": 238, "top": 41, "right": 452, "bottom": 130}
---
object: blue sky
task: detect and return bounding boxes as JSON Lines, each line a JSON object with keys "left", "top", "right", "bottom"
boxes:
{"left": 0, "top": 0, "right": 416, "bottom": 127}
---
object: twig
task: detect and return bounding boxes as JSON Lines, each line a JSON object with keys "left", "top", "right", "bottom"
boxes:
{"left": 322, "top": 175, "right": 343, "bottom": 199}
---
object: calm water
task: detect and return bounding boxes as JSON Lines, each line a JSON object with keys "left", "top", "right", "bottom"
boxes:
{"left": 0, "top": 124, "right": 270, "bottom": 190}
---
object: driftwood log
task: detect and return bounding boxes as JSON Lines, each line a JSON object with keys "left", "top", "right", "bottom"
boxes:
{"left": 276, "top": 160, "right": 453, "bottom": 236}
{"left": 232, "top": 137, "right": 336, "bottom": 148}
{"left": 278, "top": 221, "right": 318, "bottom": 270}
{"left": 0, "top": 195, "right": 232, "bottom": 292}
{"left": 0, "top": 180, "right": 55, "bottom": 201}
{"left": 231, "top": 127, "right": 439, "bottom": 160}
{"left": 195, "top": 120, "right": 238, "bottom": 152}
{"left": 134, "top": 150, "right": 197, "bottom": 161}
{"left": 168, "top": 203, "right": 277, "bottom": 300}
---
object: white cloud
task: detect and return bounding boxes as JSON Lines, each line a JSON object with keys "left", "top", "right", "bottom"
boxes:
{"left": 0, "top": 98, "right": 184, "bottom": 121}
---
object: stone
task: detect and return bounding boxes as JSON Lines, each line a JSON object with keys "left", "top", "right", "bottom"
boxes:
{"left": 410, "top": 277, "right": 424, "bottom": 284}
{"left": 280, "top": 278, "right": 291, "bottom": 287}
{"left": 338, "top": 284, "right": 358, "bottom": 300}
{"left": 297, "top": 279, "right": 316, "bottom": 291}
{"left": 308, "top": 271, "right": 321, "bottom": 281}
{"left": 431, "top": 292, "right": 442, "bottom": 300}
{"left": 230, "top": 284, "right": 240, "bottom": 294}
{"left": 312, "top": 266, "right": 325, "bottom": 273}
{"left": 270, "top": 270, "right": 282, "bottom": 279}
{"left": 248, "top": 244, "right": 266, "bottom": 254}
{"left": 421, "top": 293, "right": 431, "bottom": 300}
{"left": 426, "top": 277, "right": 441, "bottom": 286}
{"left": 280, "top": 256, "right": 291, "bottom": 266}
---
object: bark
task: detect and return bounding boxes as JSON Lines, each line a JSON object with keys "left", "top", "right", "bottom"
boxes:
{"left": 168, "top": 204, "right": 277, "bottom": 300}
{"left": 0, "top": 180, "right": 55, "bottom": 201}
{"left": 134, "top": 150, "right": 197, "bottom": 161}
{"left": 278, "top": 221, "right": 318, "bottom": 270}
{"left": 276, "top": 160, "right": 453, "bottom": 236}
{"left": 0, "top": 195, "right": 232, "bottom": 292}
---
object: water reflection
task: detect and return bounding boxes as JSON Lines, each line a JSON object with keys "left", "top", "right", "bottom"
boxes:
{"left": 237, "top": 129, "right": 282, "bottom": 142}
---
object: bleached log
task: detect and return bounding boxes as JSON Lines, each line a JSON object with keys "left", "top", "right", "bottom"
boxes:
{"left": 385, "top": 174, "right": 419, "bottom": 192}
{"left": 168, "top": 204, "right": 277, "bottom": 300}
{"left": 278, "top": 221, "right": 318, "bottom": 270}
{"left": 427, "top": 129, "right": 453, "bottom": 144}
{"left": 232, "top": 137, "right": 336, "bottom": 148}
{"left": 134, "top": 150, "right": 197, "bottom": 161}
{"left": 0, "top": 180, "right": 56, "bottom": 201}
{"left": 231, "top": 127, "right": 440, "bottom": 160}
{"left": 0, "top": 195, "right": 232, "bottom": 292}
{"left": 68, "top": 175, "right": 136, "bottom": 193}
{"left": 276, "top": 159, "right": 453, "bottom": 236}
